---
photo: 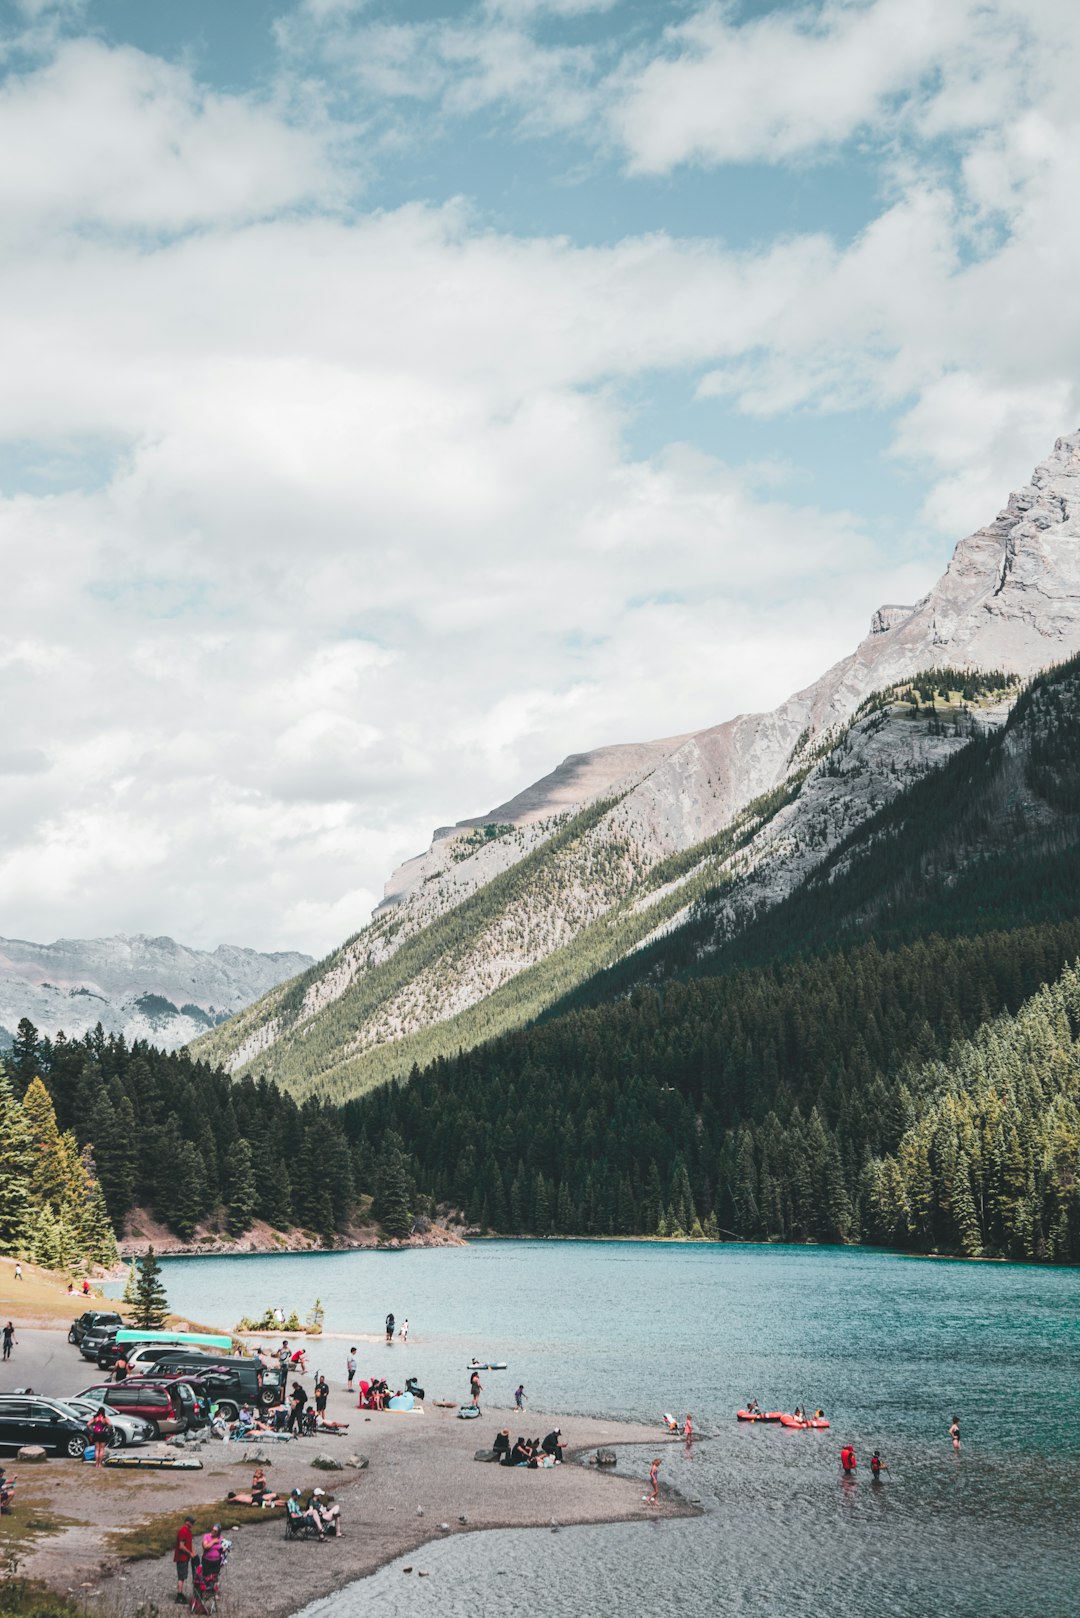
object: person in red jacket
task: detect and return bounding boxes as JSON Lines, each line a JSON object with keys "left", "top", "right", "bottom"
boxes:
{"left": 173, "top": 1515, "right": 195, "bottom": 1603}
{"left": 840, "top": 1444, "right": 857, "bottom": 1474}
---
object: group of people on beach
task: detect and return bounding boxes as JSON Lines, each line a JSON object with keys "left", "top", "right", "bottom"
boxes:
{"left": 492, "top": 1427, "right": 565, "bottom": 1467}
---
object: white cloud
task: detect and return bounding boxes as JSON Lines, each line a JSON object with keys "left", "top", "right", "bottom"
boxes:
{"left": 0, "top": 38, "right": 334, "bottom": 235}
{"left": 608, "top": 0, "right": 1030, "bottom": 173}
{"left": 1, "top": 7, "right": 1079, "bottom": 957}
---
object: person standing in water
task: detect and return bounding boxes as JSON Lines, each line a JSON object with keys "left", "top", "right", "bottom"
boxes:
{"left": 870, "top": 1450, "right": 888, "bottom": 1480}
{"left": 645, "top": 1457, "right": 661, "bottom": 1505}
{"left": 839, "top": 1443, "right": 857, "bottom": 1474}
{"left": 949, "top": 1416, "right": 961, "bottom": 1449}
{"left": 400, "top": 1318, "right": 409, "bottom": 1344}
{"left": 385, "top": 1313, "right": 395, "bottom": 1344}
{"left": 683, "top": 1413, "right": 694, "bottom": 1444}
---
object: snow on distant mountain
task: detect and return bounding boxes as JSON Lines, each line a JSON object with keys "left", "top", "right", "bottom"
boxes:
{"left": 0, "top": 933, "right": 313, "bottom": 1051}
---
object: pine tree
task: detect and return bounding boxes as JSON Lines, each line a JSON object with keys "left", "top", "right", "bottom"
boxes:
{"left": 21, "top": 1077, "right": 68, "bottom": 1209}
{"left": 376, "top": 1143, "right": 413, "bottom": 1240}
{"left": 224, "top": 1137, "right": 258, "bottom": 1236}
{"left": 0, "top": 1072, "right": 34, "bottom": 1252}
{"left": 131, "top": 1245, "right": 169, "bottom": 1329}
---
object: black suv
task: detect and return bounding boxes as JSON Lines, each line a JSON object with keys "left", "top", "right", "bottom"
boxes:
{"left": 0, "top": 1395, "right": 91, "bottom": 1459}
{"left": 141, "top": 1355, "right": 281, "bottom": 1414}
{"left": 81, "top": 1322, "right": 121, "bottom": 1363}
{"left": 68, "top": 1310, "right": 122, "bottom": 1347}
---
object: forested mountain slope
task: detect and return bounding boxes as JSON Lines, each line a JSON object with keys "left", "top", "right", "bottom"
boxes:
{"left": 339, "top": 655, "right": 1080, "bottom": 1261}
{"left": 198, "top": 434, "right": 1080, "bottom": 1100}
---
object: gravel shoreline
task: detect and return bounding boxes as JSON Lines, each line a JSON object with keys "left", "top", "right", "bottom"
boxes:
{"left": 1, "top": 1324, "right": 697, "bottom": 1618}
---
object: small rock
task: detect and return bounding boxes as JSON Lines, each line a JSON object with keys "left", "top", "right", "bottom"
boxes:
{"left": 345, "top": 1454, "right": 369, "bottom": 1469}
{"left": 311, "top": 1453, "right": 345, "bottom": 1471}
{"left": 473, "top": 1449, "right": 498, "bottom": 1462}
{"left": 416, "top": 1507, "right": 424, "bottom": 1517}
{"left": 458, "top": 1515, "right": 466, "bottom": 1524}
{"left": 17, "top": 1446, "right": 47, "bottom": 1463}
{"left": 402, "top": 1567, "right": 412, "bottom": 1574}
{"left": 418, "top": 1571, "right": 429, "bottom": 1578}
{"left": 595, "top": 1449, "right": 616, "bottom": 1467}
{"left": 438, "top": 1523, "right": 449, "bottom": 1532}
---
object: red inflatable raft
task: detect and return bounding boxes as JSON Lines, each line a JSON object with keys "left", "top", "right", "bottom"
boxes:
{"left": 779, "top": 1414, "right": 830, "bottom": 1429}
{"left": 736, "top": 1410, "right": 784, "bottom": 1422}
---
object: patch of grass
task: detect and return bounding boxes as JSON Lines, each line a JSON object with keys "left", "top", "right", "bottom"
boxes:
{"left": 105, "top": 1501, "right": 284, "bottom": 1561}
{"left": 0, "top": 1565, "right": 84, "bottom": 1618}
{"left": 0, "top": 1485, "right": 85, "bottom": 1559}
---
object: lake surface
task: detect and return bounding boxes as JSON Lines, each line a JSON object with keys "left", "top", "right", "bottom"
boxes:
{"left": 145, "top": 1241, "right": 1080, "bottom": 1617}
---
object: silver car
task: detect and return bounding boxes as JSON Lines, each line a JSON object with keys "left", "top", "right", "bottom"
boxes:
{"left": 52, "top": 1396, "right": 153, "bottom": 1447}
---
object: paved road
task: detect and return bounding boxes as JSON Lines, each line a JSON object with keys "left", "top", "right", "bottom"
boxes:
{"left": 0, "top": 1325, "right": 116, "bottom": 1399}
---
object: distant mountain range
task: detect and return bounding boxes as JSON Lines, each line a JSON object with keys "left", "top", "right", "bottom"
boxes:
{"left": 0, "top": 933, "right": 313, "bottom": 1051}
{"left": 193, "top": 430, "right": 1080, "bottom": 1100}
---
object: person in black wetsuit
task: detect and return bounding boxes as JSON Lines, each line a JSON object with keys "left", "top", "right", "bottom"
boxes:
{"left": 541, "top": 1428, "right": 564, "bottom": 1463}
{"left": 287, "top": 1381, "right": 307, "bottom": 1434}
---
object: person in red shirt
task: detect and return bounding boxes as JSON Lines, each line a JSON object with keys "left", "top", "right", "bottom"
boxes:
{"left": 840, "top": 1444, "right": 857, "bottom": 1474}
{"left": 173, "top": 1515, "right": 195, "bottom": 1603}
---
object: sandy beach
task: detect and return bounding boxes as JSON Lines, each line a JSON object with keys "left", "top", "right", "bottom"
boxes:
{"left": 0, "top": 1271, "right": 697, "bottom": 1617}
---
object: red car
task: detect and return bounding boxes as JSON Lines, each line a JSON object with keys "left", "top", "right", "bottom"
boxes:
{"left": 78, "top": 1379, "right": 206, "bottom": 1438}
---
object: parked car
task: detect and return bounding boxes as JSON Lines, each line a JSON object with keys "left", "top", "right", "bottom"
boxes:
{"left": 68, "top": 1310, "right": 122, "bottom": 1347}
{"left": 134, "top": 1352, "right": 280, "bottom": 1411}
{"left": 139, "top": 1361, "right": 278, "bottom": 1421}
{"left": 77, "top": 1380, "right": 201, "bottom": 1438}
{"left": 0, "top": 1395, "right": 93, "bottom": 1458}
{"left": 80, "top": 1322, "right": 120, "bottom": 1362}
{"left": 55, "top": 1396, "right": 153, "bottom": 1448}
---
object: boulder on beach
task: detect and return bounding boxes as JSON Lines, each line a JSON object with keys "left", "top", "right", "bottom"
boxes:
{"left": 595, "top": 1449, "right": 616, "bottom": 1466}
{"left": 17, "top": 1446, "right": 47, "bottom": 1463}
{"left": 473, "top": 1449, "right": 498, "bottom": 1462}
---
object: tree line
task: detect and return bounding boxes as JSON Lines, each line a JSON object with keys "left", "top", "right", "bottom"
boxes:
{"left": 0, "top": 1023, "right": 417, "bottom": 1250}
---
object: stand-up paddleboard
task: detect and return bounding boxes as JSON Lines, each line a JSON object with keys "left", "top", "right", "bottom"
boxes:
{"left": 115, "top": 1329, "right": 233, "bottom": 1350}
{"left": 94, "top": 1452, "right": 205, "bottom": 1470}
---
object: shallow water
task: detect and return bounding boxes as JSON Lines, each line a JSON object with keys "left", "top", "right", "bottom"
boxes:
{"left": 141, "top": 1241, "right": 1080, "bottom": 1617}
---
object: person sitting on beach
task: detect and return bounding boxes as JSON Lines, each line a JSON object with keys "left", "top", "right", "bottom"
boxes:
{"left": 511, "top": 1436, "right": 530, "bottom": 1466}
{"left": 493, "top": 1429, "right": 511, "bottom": 1461}
{"left": 288, "top": 1488, "right": 326, "bottom": 1540}
{"left": 290, "top": 1347, "right": 308, "bottom": 1374}
{"left": 541, "top": 1429, "right": 564, "bottom": 1463}
{"left": 251, "top": 1467, "right": 269, "bottom": 1504}
{"left": 310, "top": 1488, "right": 342, "bottom": 1537}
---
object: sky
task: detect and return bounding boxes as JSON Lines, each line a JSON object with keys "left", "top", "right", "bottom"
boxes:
{"left": 1, "top": 0, "right": 1078, "bottom": 959}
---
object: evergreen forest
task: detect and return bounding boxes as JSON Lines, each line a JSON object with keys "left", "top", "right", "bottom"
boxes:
{"left": 339, "top": 656, "right": 1080, "bottom": 1262}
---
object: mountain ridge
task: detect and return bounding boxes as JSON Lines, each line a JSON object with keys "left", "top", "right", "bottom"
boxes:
{"left": 195, "top": 432, "right": 1080, "bottom": 1099}
{"left": 0, "top": 931, "right": 313, "bottom": 1051}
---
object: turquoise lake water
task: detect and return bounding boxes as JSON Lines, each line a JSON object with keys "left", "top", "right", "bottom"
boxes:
{"left": 147, "top": 1241, "right": 1080, "bottom": 1617}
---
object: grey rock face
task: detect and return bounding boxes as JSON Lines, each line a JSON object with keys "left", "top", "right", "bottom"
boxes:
{"left": 203, "top": 432, "right": 1080, "bottom": 1093}
{"left": 0, "top": 932, "right": 312, "bottom": 1050}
